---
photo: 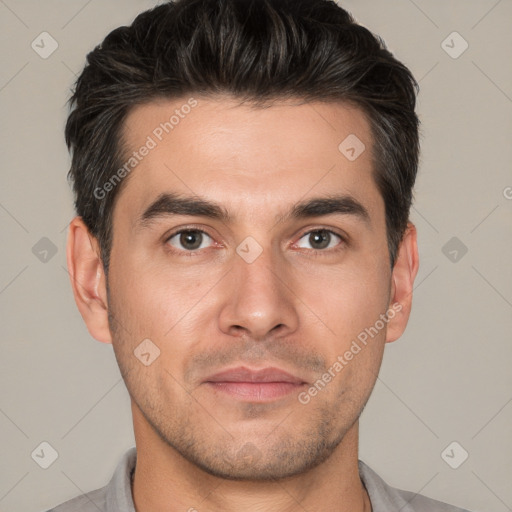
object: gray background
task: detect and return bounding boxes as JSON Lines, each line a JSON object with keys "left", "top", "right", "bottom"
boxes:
{"left": 1, "top": 1, "right": 511, "bottom": 511}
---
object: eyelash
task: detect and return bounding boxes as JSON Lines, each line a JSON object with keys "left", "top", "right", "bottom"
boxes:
{"left": 164, "top": 226, "right": 347, "bottom": 257}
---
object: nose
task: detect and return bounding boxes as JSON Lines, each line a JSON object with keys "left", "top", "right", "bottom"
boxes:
{"left": 218, "top": 246, "right": 300, "bottom": 341}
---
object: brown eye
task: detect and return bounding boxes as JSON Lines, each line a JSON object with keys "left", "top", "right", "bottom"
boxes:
{"left": 296, "top": 229, "right": 343, "bottom": 251}
{"left": 167, "top": 230, "right": 213, "bottom": 252}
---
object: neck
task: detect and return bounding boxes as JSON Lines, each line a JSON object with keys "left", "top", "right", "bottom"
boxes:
{"left": 131, "top": 409, "right": 371, "bottom": 512}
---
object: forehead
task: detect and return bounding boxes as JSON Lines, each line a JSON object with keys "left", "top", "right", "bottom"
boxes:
{"left": 116, "top": 96, "right": 383, "bottom": 225}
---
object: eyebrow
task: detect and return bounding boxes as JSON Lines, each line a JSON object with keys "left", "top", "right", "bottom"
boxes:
{"left": 137, "top": 192, "right": 371, "bottom": 229}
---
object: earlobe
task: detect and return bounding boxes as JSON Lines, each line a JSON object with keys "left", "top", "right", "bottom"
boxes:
{"left": 66, "top": 217, "right": 112, "bottom": 344}
{"left": 385, "top": 222, "right": 420, "bottom": 343}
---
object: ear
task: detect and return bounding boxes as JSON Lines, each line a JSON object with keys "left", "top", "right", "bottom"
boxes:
{"left": 385, "top": 221, "right": 419, "bottom": 343}
{"left": 66, "top": 216, "right": 112, "bottom": 344}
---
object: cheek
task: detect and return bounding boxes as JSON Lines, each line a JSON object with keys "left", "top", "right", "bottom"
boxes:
{"left": 306, "top": 263, "right": 390, "bottom": 344}
{"left": 109, "top": 241, "right": 180, "bottom": 321}
{"left": 107, "top": 249, "right": 218, "bottom": 369}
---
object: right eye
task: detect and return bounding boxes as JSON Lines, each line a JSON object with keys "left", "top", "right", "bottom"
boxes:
{"left": 166, "top": 229, "right": 215, "bottom": 253}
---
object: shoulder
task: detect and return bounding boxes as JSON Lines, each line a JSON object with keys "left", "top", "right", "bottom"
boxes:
{"left": 42, "top": 447, "right": 137, "bottom": 512}
{"left": 358, "top": 460, "right": 474, "bottom": 512}
{"left": 396, "top": 487, "right": 474, "bottom": 512}
{"left": 42, "top": 485, "right": 108, "bottom": 512}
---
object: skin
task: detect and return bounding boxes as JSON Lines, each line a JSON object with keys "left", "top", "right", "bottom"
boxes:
{"left": 67, "top": 96, "right": 419, "bottom": 512}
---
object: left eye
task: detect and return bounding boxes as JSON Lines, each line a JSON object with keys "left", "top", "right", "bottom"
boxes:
{"left": 167, "top": 230, "right": 214, "bottom": 251}
{"left": 296, "top": 229, "right": 343, "bottom": 251}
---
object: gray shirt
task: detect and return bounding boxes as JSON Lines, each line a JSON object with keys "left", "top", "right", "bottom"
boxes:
{"left": 45, "top": 447, "right": 473, "bottom": 512}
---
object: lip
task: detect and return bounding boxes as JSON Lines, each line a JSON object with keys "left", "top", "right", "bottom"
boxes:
{"left": 204, "top": 366, "right": 306, "bottom": 384}
{"left": 203, "top": 366, "right": 307, "bottom": 402}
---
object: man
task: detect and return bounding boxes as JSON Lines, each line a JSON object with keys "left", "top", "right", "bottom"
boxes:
{"left": 49, "top": 0, "right": 473, "bottom": 510}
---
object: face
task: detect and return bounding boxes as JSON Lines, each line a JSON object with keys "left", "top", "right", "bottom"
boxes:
{"left": 101, "top": 96, "right": 401, "bottom": 479}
